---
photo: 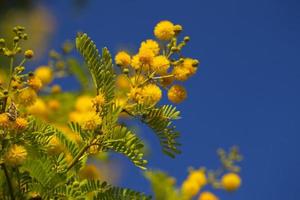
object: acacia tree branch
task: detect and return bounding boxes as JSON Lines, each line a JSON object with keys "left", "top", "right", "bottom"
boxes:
{"left": 66, "top": 144, "right": 90, "bottom": 172}
{"left": 1, "top": 164, "right": 15, "bottom": 200}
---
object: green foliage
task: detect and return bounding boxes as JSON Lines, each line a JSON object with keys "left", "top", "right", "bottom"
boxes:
{"left": 101, "top": 125, "right": 147, "bottom": 170}
{"left": 22, "top": 157, "right": 66, "bottom": 195}
{"left": 128, "top": 104, "right": 181, "bottom": 158}
{"left": 82, "top": 180, "right": 151, "bottom": 200}
{"left": 75, "top": 33, "right": 115, "bottom": 103}
{"left": 51, "top": 179, "right": 151, "bottom": 200}
{"left": 0, "top": 30, "right": 191, "bottom": 200}
{"left": 69, "top": 121, "right": 92, "bottom": 141}
{"left": 145, "top": 171, "right": 180, "bottom": 200}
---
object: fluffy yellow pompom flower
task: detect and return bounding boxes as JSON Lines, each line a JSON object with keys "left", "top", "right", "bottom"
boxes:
{"left": 81, "top": 111, "right": 102, "bottom": 130}
{"left": 154, "top": 20, "right": 175, "bottom": 40}
{"left": 15, "top": 117, "right": 28, "bottom": 130}
{"left": 152, "top": 55, "right": 170, "bottom": 74}
{"left": 198, "top": 191, "right": 219, "bottom": 200}
{"left": 138, "top": 48, "right": 155, "bottom": 66}
{"left": 168, "top": 85, "right": 187, "bottom": 104}
{"left": 182, "top": 180, "right": 201, "bottom": 198}
{"left": 221, "top": 173, "right": 241, "bottom": 191}
{"left": 48, "top": 99, "right": 60, "bottom": 111}
{"left": 115, "top": 51, "right": 131, "bottom": 67}
{"left": 0, "top": 113, "right": 9, "bottom": 128}
{"left": 5, "top": 145, "right": 27, "bottom": 166}
{"left": 92, "top": 93, "right": 106, "bottom": 107}
{"left": 116, "top": 74, "right": 131, "bottom": 90}
{"left": 172, "top": 66, "right": 190, "bottom": 81}
{"left": 141, "top": 84, "right": 162, "bottom": 105}
{"left": 27, "top": 98, "right": 48, "bottom": 117}
{"left": 140, "top": 39, "right": 160, "bottom": 55}
{"left": 172, "top": 58, "right": 198, "bottom": 81}
{"left": 182, "top": 58, "right": 198, "bottom": 76}
{"left": 51, "top": 84, "right": 62, "bottom": 94}
{"left": 47, "top": 136, "right": 65, "bottom": 155}
{"left": 79, "top": 165, "right": 101, "bottom": 180}
{"left": 16, "top": 88, "right": 37, "bottom": 107}
{"left": 28, "top": 76, "right": 43, "bottom": 91}
{"left": 127, "top": 87, "right": 142, "bottom": 102}
{"left": 75, "top": 95, "right": 94, "bottom": 112}
{"left": 188, "top": 170, "right": 207, "bottom": 187}
{"left": 131, "top": 54, "right": 141, "bottom": 70}
{"left": 69, "top": 111, "right": 84, "bottom": 123}
{"left": 34, "top": 66, "right": 53, "bottom": 85}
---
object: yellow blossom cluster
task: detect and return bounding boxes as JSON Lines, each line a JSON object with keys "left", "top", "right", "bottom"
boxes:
{"left": 198, "top": 191, "right": 219, "bottom": 200}
{"left": 4, "top": 144, "right": 28, "bottom": 167}
{"left": 182, "top": 169, "right": 207, "bottom": 198}
{"left": 34, "top": 66, "right": 53, "bottom": 85}
{"left": 0, "top": 113, "right": 9, "bottom": 128}
{"left": 221, "top": 173, "right": 241, "bottom": 191}
{"left": 0, "top": 24, "right": 242, "bottom": 200}
{"left": 69, "top": 95, "right": 102, "bottom": 130}
{"left": 9, "top": 65, "right": 55, "bottom": 113}
{"left": 180, "top": 170, "right": 242, "bottom": 200}
{"left": 0, "top": 113, "right": 28, "bottom": 131}
{"left": 114, "top": 20, "right": 199, "bottom": 106}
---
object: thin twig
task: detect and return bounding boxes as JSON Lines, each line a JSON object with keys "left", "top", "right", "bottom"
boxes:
{"left": 1, "top": 164, "right": 15, "bottom": 200}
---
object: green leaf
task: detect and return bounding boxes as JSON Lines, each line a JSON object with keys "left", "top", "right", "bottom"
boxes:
{"left": 80, "top": 180, "right": 151, "bottom": 200}
{"left": 102, "top": 125, "right": 147, "bottom": 170}
{"left": 145, "top": 170, "right": 181, "bottom": 200}
{"left": 136, "top": 105, "right": 182, "bottom": 158}
{"left": 68, "top": 121, "right": 92, "bottom": 141}
{"left": 75, "top": 33, "right": 115, "bottom": 104}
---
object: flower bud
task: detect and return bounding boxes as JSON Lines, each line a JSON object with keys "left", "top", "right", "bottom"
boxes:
{"left": 184, "top": 36, "right": 190, "bottom": 42}
{"left": 5, "top": 50, "right": 14, "bottom": 57}
{"left": 13, "top": 36, "right": 19, "bottom": 43}
{"left": 171, "top": 47, "right": 179, "bottom": 52}
{"left": 174, "top": 24, "right": 183, "bottom": 33}
{"left": 16, "top": 47, "right": 22, "bottom": 53}
{"left": 123, "top": 68, "right": 130, "bottom": 74}
{"left": 22, "top": 34, "right": 28, "bottom": 40}
{"left": 24, "top": 50, "right": 34, "bottom": 59}
{"left": 192, "top": 59, "right": 199, "bottom": 67}
{"left": 0, "top": 38, "right": 5, "bottom": 46}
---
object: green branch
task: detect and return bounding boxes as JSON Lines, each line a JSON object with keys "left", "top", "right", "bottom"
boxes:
{"left": 66, "top": 144, "right": 90, "bottom": 172}
{"left": 1, "top": 164, "right": 15, "bottom": 200}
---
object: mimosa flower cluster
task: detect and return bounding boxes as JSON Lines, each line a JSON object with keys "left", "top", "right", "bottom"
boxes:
{"left": 114, "top": 20, "right": 198, "bottom": 106}
{"left": 0, "top": 22, "right": 242, "bottom": 200}
{"left": 146, "top": 147, "right": 242, "bottom": 200}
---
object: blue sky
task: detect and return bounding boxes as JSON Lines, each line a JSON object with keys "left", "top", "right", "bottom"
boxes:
{"left": 37, "top": 0, "right": 300, "bottom": 199}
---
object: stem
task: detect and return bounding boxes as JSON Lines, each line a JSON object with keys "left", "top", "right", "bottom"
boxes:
{"left": 1, "top": 97, "right": 8, "bottom": 114}
{"left": 152, "top": 74, "right": 174, "bottom": 80}
{"left": 1, "top": 164, "right": 15, "bottom": 200}
{"left": 0, "top": 58, "right": 16, "bottom": 199}
{"left": 7, "top": 57, "right": 15, "bottom": 98}
{"left": 18, "top": 58, "right": 26, "bottom": 67}
{"left": 16, "top": 168, "right": 21, "bottom": 192}
{"left": 66, "top": 144, "right": 90, "bottom": 172}
{"left": 139, "top": 71, "right": 156, "bottom": 87}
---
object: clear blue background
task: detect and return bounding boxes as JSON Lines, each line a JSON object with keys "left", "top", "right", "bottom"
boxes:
{"left": 40, "top": 0, "right": 300, "bottom": 199}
